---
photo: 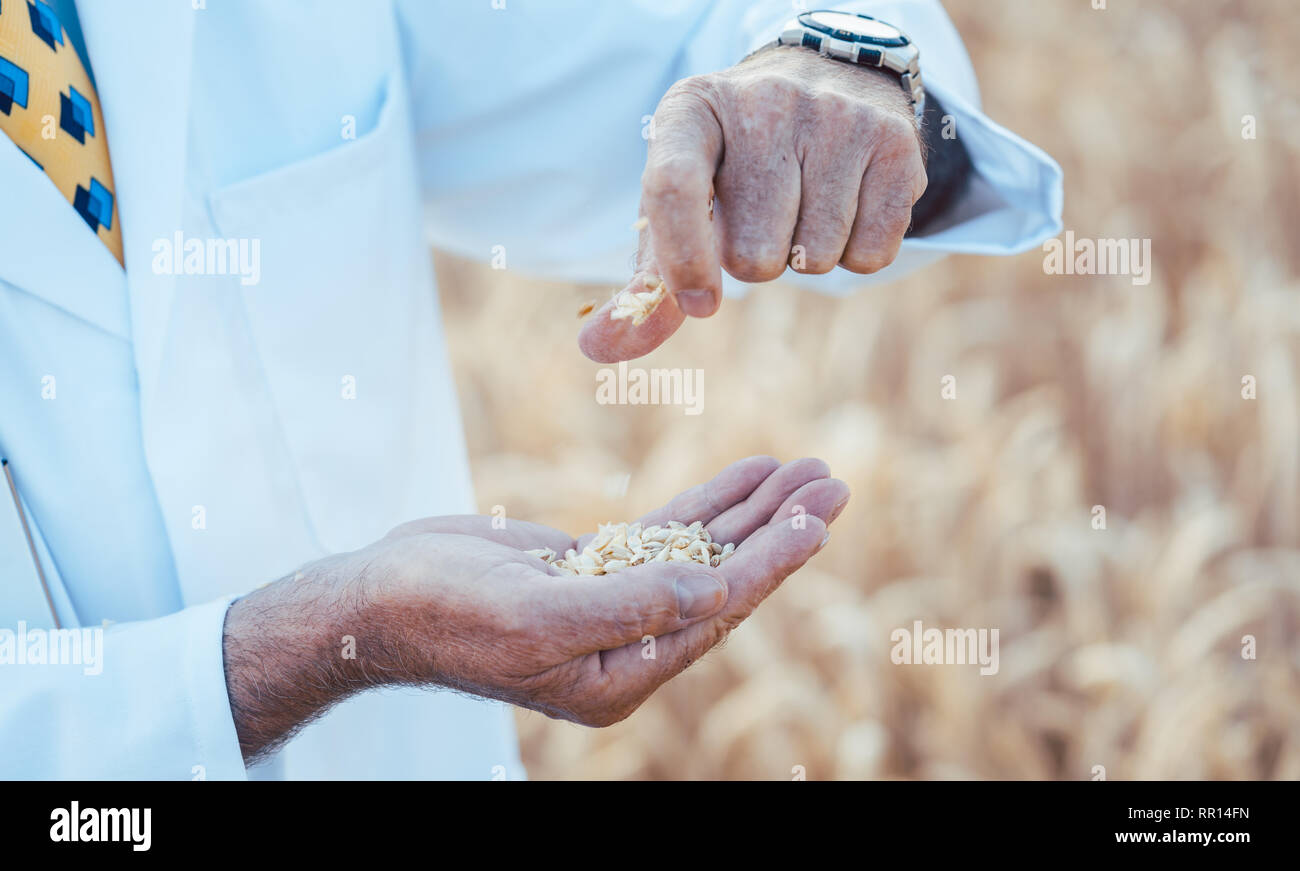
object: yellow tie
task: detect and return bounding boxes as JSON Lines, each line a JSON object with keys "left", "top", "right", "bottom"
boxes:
{"left": 0, "top": 0, "right": 123, "bottom": 266}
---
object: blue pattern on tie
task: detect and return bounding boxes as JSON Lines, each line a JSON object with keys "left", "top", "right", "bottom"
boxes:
{"left": 59, "top": 83, "right": 93, "bottom": 142}
{"left": 73, "top": 176, "right": 112, "bottom": 231}
{"left": 0, "top": 55, "right": 29, "bottom": 114}
{"left": 26, "top": 0, "right": 63, "bottom": 52}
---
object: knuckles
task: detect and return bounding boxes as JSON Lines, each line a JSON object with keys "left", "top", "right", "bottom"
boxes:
{"left": 641, "top": 157, "right": 712, "bottom": 202}
{"left": 839, "top": 250, "right": 894, "bottom": 275}
{"left": 721, "top": 240, "right": 791, "bottom": 283}
{"left": 805, "top": 88, "right": 862, "bottom": 127}
{"left": 647, "top": 65, "right": 927, "bottom": 283}
{"left": 662, "top": 73, "right": 721, "bottom": 108}
{"left": 905, "top": 157, "right": 930, "bottom": 205}
{"left": 790, "top": 250, "right": 841, "bottom": 275}
{"left": 733, "top": 72, "right": 803, "bottom": 111}
{"left": 869, "top": 110, "right": 922, "bottom": 155}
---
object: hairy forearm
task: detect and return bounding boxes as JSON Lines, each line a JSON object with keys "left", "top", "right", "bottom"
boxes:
{"left": 220, "top": 553, "right": 370, "bottom": 763}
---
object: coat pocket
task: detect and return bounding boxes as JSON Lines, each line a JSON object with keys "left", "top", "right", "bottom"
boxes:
{"left": 205, "top": 69, "right": 473, "bottom": 553}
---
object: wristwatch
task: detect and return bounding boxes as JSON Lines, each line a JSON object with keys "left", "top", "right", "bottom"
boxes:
{"left": 775, "top": 11, "right": 924, "bottom": 120}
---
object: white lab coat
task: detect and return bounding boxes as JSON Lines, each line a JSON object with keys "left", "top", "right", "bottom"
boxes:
{"left": 0, "top": 0, "right": 1061, "bottom": 779}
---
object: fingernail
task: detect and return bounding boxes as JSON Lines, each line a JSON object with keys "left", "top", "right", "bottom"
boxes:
{"left": 676, "top": 574, "right": 726, "bottom": 619}
{"left": 829, "top": 496, "right": 850, "bottom": 522}
{"left": 818, "top": 530, "right": 831, "bottom": 551}
{"left": 676, "top": 290, "right": 715, "bottom": 317}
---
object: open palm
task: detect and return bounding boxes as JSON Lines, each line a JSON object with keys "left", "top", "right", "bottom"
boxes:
{"left": 371, "top": 455, "right": 849, "bottom": 726}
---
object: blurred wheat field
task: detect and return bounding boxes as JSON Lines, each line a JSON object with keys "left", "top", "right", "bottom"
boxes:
{"left": 435, "top": 0, "right": 1300, "bottom": 780}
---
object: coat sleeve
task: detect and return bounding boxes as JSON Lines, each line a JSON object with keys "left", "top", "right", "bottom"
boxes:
{"left": 397, "top": 0, "right": 1062, "bottom": 291}
{"left": 0, "top": 597, "right": 248, "bottom": 780}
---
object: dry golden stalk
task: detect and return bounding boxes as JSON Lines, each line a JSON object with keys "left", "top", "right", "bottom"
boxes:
{"left": 526, "top": 520, "right": 736, "bottom": 576}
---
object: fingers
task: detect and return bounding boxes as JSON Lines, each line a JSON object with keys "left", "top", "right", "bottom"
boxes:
{"left": 641, "top": 77, "right": 725, "bottom": 319}
{"left": 527, "top": 561, "right": 729, "bottom": 657}
{"left": 596, "top": 516, "right": 829, "bottom": 699}
{"left": 841, "top": 119, "right": 927, "bottom": 274}
{"left": 633, "top": 455, "right": 781, "bottom": 531}
{"left": 713, "top": 82, "right": 801, "bottom": 286}
{"left": 714, "top": 513, "right": 829, "bottom": 615}
{"left": 605, "top": 60, "right": 925, "bottom": 367}
{"left": 509, "top": 458, "right": 846, "bottom": 728}
{"left": 789, "top": 97, "right": 868, "bottom": 274}
{"left": 704, "top": 457, "right": 831, "bottom": 546}
{"left": 765, "top": 476, "right": 852, "bottom": 531}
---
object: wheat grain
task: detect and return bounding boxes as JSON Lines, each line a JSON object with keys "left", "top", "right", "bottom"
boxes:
{"left": 526, "top": 520, "right": 736, "bottom": 575}
{"left": 610, "top": 276, "right": 668, "bottom": 325}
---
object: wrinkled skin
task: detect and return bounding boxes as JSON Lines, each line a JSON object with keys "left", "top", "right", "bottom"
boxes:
{"left": 580, "top": 45, "right": 927, "bottom": 363}
{"left": 224, "top": 456, "right": 850, "bottom": 758}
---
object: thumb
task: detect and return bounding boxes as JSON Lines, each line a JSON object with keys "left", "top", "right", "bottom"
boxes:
{"left": 577, "top": 262, "right": 688, "bottom": 363}
{"left": 541, "top": 562, "right": 728, "bottom": 655}
{"left": 642, "top": 80, "right": 725, "bottom": 318}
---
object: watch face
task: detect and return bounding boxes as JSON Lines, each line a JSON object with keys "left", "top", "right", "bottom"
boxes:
{"left": 801, "top": 11, "right": 907, "bottom": 45}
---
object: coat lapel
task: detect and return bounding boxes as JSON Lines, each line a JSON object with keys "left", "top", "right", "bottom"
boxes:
{"left": 0, "top": 132, "right": 128, "bottom": 335}
{"left": 74, "top": 0, "right": 196, "bottom": 407}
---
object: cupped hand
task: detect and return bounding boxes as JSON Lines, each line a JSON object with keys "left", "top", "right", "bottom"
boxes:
{"left": 359, "top": 455, "right": 850, "bottom": 727}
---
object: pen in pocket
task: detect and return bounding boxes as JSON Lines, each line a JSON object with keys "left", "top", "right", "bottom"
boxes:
{"left": 3, "top": 458, "right": 62, "bottom": 629}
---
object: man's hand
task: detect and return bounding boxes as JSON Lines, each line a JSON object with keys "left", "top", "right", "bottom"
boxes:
{"left": 580, "top": 44, "right": 927, "bottom": 363}
{"left": 222, "top": 456, "right": 849, "bottom": 761}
